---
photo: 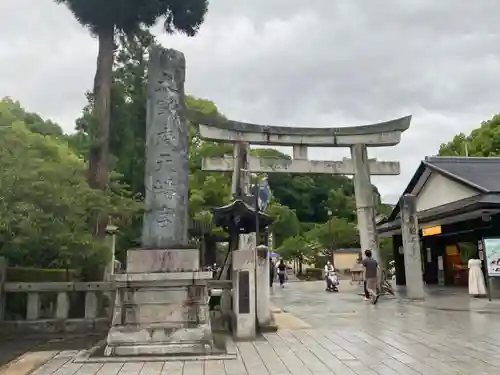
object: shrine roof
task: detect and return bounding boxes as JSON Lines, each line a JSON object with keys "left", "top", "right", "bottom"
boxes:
{"left": 212, "top": 199, "right": 273, "bottom": 233}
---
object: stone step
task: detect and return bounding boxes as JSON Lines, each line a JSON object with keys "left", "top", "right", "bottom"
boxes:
{"left": 106, "top": 342, "right": 214, "bottom": 356}
{"left": 113, "top": 322, "right": 209, "bottom": 330}
{"left": 122, "top": 301, "right": 206, "bottom": 306}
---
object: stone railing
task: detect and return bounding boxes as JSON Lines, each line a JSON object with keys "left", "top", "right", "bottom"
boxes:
{"left": 0, "top": 272, "right": 233, "bottom": 335}
{"left": 0, "top": 281, "right": 115, "bottom": 335}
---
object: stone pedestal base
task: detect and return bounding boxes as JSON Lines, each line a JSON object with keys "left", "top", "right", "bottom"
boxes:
{"left": 106, "top": 324, "right": 213, "bottom": 356}
{"left": 105, "top": 248, "right": 215, "bottom": 356}
{"left": 231, "top": 249, "right": 256, "bottom": 340}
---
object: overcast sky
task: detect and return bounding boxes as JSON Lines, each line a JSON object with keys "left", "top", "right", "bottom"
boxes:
{"left": 1, "top": 0, "right": 499, "bottom": 203}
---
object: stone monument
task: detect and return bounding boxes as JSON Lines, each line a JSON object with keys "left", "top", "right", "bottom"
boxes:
{"left": 105, "top": 47, "right": 213, "bottom": 356}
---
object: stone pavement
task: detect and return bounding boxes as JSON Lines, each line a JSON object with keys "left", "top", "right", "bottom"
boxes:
{"left": 6, "top": 280, "right": 500, "bottom": 375}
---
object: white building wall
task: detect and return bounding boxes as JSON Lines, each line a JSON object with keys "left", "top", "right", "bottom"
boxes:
{"left": 415, "top": 172, "right": 479, "bottom": 212}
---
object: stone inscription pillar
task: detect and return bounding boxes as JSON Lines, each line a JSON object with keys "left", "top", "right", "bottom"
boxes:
{"left": 351, "top": 144, "right": 379, "bottom": 261}
{"left": 400, "top": 194, "right": 425, "bottom": 300}
{"left": 142, "top": 47, "right": 189, "bottom": 249}
{"left": 106, "top": 47, "right": 213, "bottom": 357}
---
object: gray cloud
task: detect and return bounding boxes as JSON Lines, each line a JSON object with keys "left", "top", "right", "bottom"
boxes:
{"left": 1, "top": 0, "right": 500, "bottom": 203}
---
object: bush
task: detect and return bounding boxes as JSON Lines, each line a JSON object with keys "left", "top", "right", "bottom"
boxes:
{"left": 6, "top": 267, "right": 78, "bottom": 282}
{"left": 304, "top": 268, "right": 323, "bottom": 280}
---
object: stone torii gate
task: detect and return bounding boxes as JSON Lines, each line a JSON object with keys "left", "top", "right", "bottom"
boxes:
{"left": 190, "top": 112, "right": 411, "bottom": 262}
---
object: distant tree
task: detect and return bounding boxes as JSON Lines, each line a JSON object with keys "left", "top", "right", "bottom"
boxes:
{"left": 378, "top": 237, "right": 393, "bottom": 269}
{"left": 250, "top": 148, "right": 376, "bottom": 224}
{"left": 276, "top": 235, "right": 316, "bottom": 274}
{"left": 0, "top": 115, "right": 140, "bottom": 279}
{"left": 439, "top": 133, "right": 470, "bottom": 156}
{"left": 55, "top": 0, "right": 209, "bottom": 234}
{"left": 439, "top": 114, "right": 500, "bottom": 157}
{"left": 0, "top": 98, "right": 63, "bottom": 136}
{"left": 267, "top": 202, "right": 301, "bottom": 248}
{"left": 308, "top": 216, "right": 359, "bottom": 257}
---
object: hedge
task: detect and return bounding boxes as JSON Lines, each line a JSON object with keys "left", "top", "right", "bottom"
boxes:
{"left": 6, "top": 267, "right": 78, "bottom": 282}
{"left": 304, "top": 268, "right": 324, "bottom": 280}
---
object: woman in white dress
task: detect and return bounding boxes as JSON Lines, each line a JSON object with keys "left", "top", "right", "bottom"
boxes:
{"left": 468, "top": 259, "right": 487, "bottom": 297}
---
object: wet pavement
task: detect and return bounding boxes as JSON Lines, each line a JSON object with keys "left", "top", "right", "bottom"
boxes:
{"left": 269, "top": 280, "right": 500, "bottom": 374}
{"left": 5, "top": 280, "right": 500, "bottom": 375}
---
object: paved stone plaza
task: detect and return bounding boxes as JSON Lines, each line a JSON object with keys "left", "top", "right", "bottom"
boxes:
{"left": 6, "top": 280, "right": 500, "bottom": 375}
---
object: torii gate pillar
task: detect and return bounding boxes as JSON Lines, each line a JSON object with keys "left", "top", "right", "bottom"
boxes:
{"left": 351, "top": 144, "right": 378, "bottom": 258}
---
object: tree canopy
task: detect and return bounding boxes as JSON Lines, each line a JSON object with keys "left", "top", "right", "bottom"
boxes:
{"left": 55, "top": 0, "right": 208, "bottom": 35}
{"left": 0, "top": 99, "right": 140, "bottom": 278}
{"left": 55, "top": 1, "right": 209, "bottom": 239}
{"left": 0, "top": 98, "right": 64, "bottom": 136}
{"left": 266, "top": 202, "right": 301, "bottom": 249}
{"left": 439, "top": 114, "right": 500, "bottom": 157}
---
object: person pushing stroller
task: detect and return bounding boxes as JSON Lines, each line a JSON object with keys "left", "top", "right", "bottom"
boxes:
{"left": 324, "top": 261, "right": 339, "bottom": 292}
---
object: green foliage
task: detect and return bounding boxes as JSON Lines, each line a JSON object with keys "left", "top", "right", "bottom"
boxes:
{"left": 304, "top": 268, "right": 324, "bottom": 280}
{"left": 308, "top": 217, "right": 359, "bottom": 255}
{"left": 459, "top": 242, "right": 477, "bottom": 264}
{"left": 0, "top": 103, "right": 140, "bottom": 278}
{"left": 326, "top": 186, "right": 357, "bottom": 222}
{"left": 0, "top": 97, "right": 63, "bottom": 136}
{"left": 73, "top": 30, "right": 153, "bottom": 195}
{"left": 377, "top": 203, "right": 394, "bottom": 217}
{"left": 378, "top": 237, "right": 393, "bottom": 269}
{"left": 55, "top": 0, "right": 208, "bottom": 36}
{"left": 253, "top": 149, "right": 382, "bottom": 225}
{"left": 439, "top": 114, "right": 500, "bottom": 157}
{"left": 186, "top": 96, "right": 233, "bottom": 221}
{"left": 267, "top": 202, "right": 300, "bottom": 248}
{"left": 276, "top": 235, "right": 314, "bottom": 262}
{"left": 56, "top": 0, "right": 209, "bottom": 223}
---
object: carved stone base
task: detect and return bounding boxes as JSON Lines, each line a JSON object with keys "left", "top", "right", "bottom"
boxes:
{"left": 105, "top": 324, "right": 214, "bottom": 356}
{"left": 105, "top": 248, "right": 215, "bottom": 357}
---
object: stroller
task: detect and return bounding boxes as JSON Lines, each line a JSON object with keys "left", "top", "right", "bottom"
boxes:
{"left": 325, "top": 270, "right": 339, "bottom": 292}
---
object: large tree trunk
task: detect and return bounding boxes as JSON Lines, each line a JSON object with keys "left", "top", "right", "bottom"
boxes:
{"left": 89, "top": 25, "right": 115, "bottom": 236}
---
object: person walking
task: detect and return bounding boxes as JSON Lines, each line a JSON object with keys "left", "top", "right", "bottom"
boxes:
{"left": 277, "top": 259, "right": 287, "bottom": 288}
{"left": 269, "top": 258, "right": 276, "bottom": 288}
{"left": 362, "top": 250, "right": 380, "bottom": 304}
{"left": 324, "top": 261, "right": 334, "bottom": 289}
{"left": 211, "top": 262, "right": 218, "bottom": 279}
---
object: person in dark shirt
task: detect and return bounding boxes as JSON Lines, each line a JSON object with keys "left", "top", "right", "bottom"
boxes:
{"left": 277, "top": 260, "right": 287, "bottom": 288}
{"left": 362, "top": 250, "right": 380, "bottom": 305}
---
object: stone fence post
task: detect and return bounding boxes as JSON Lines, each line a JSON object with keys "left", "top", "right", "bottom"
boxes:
{"left": 255, "top": 245, "right": 271, "bottom": 327}
{"left": 0, "top": 257, "right": 6, "bottom": 321}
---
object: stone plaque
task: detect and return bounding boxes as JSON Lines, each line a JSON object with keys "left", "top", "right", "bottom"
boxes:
{"left": 127, "top": 248, "right": 199, "bottom": 273}
{"left": 238, "top": 271, "right": 250, "bottom": 314}
{"left": 142, "top": 47, "right": 189, "bottom": 249}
